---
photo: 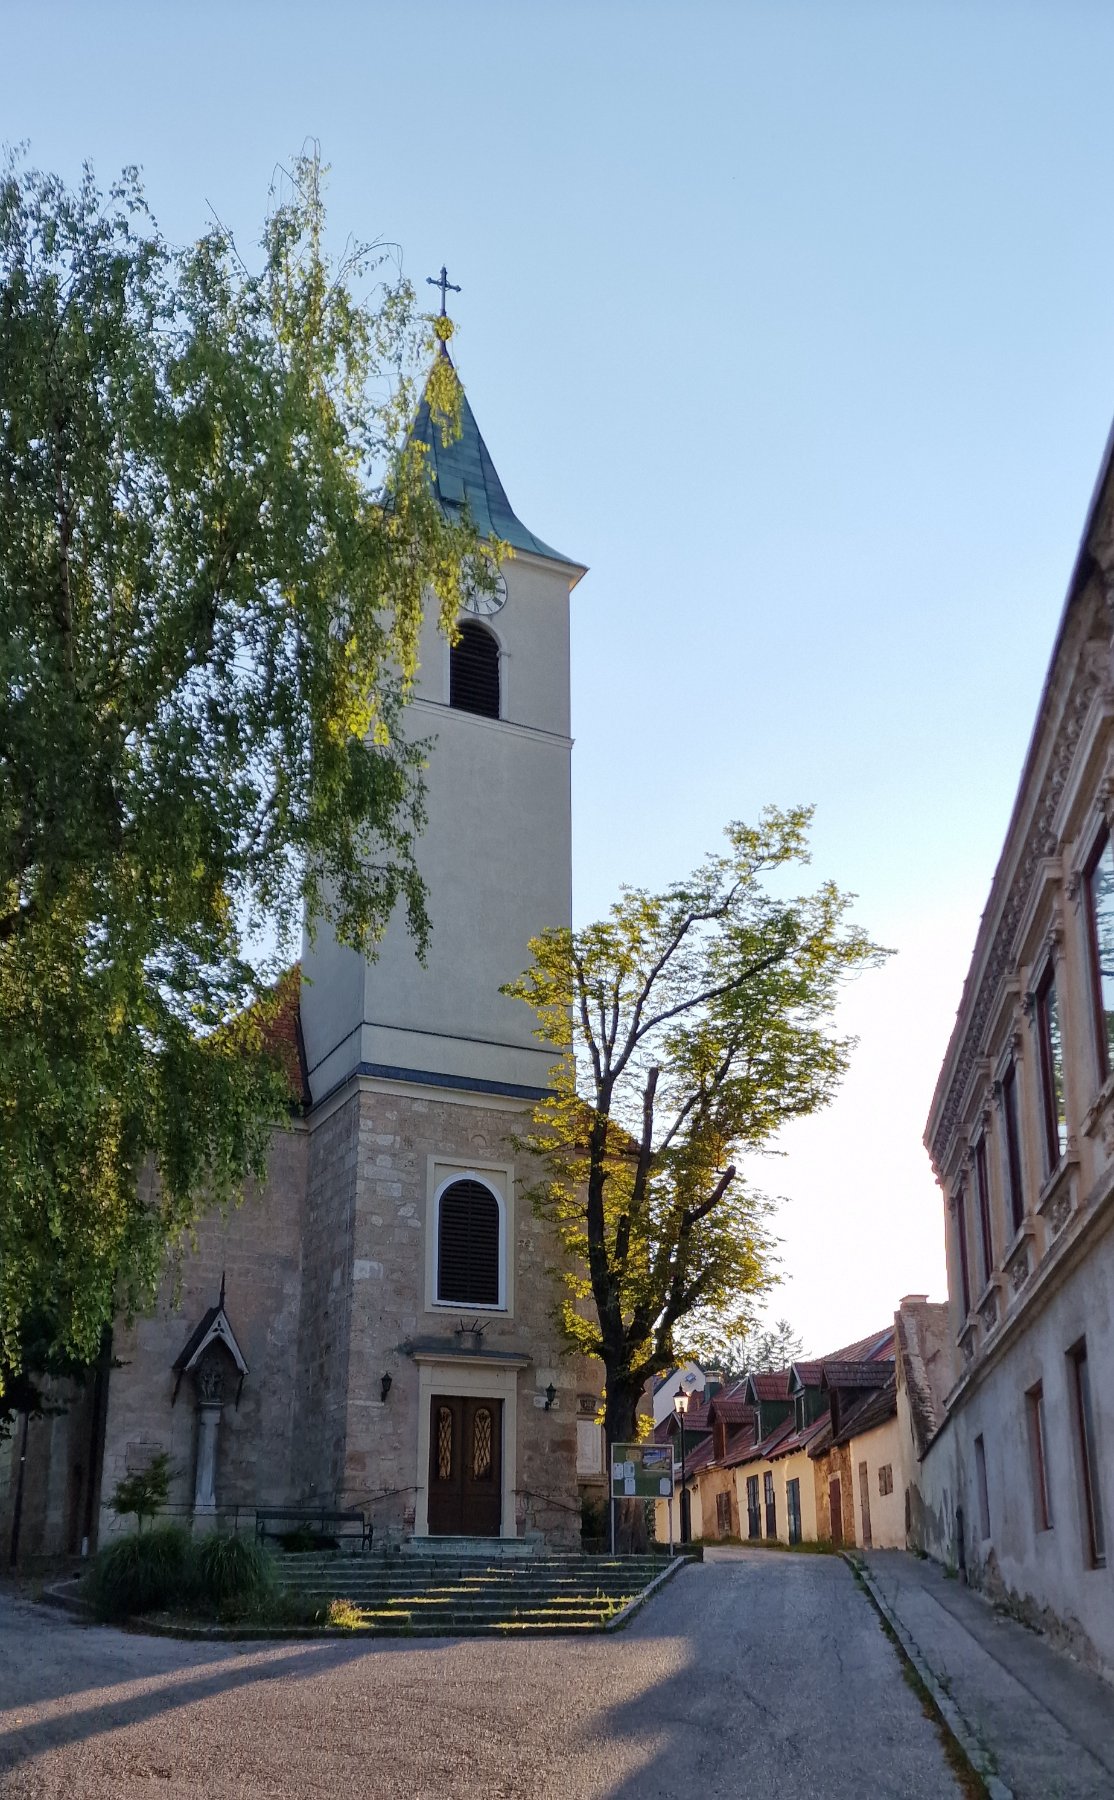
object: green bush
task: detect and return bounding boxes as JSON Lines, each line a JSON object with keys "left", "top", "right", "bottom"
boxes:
{"left": 90, "top": 1525, "right": 193, "bottom": 1622}
{"left": 192, "top": 1532, "right": 274, "bottom": 1609}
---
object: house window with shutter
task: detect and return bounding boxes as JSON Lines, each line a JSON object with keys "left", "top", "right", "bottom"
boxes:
{"left": 955, "top": 1182, "right": 972, "bottom": 1319}
{"left": 1084, "top": 825, "right": 1114, "bottom": 1082}
{"left": 1036, "top": 963, "right": 1067, "bottom": 1171}
{"left": 974, "top": 1135, "right": 994, "bottom": 1290}
{"left": 1000, "top": 1060, "right": 1025, "bottom": 1234}
{"left": 436, "top": 1176, "right": 503, "bottom": 1307}
{"left": 450, "top": 621, "right": 500, "bottom": 718}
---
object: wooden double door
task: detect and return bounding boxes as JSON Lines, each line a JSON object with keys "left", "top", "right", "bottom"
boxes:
{"left": 428, "top": 1395, "right": 503, "bottom": 1536}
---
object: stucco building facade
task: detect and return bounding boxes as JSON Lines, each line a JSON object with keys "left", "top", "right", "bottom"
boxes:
{"left": 915, "top": 420, "right": 1114, "bottom": 1677}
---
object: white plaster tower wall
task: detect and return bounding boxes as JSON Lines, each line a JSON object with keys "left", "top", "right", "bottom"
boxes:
{"left": 301, "top": 549, "right": 577, "bottom": 1101}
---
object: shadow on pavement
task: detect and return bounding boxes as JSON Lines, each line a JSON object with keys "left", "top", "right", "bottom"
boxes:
{"left": 0, "top": 1622, "right": 451, "bottom": 1776}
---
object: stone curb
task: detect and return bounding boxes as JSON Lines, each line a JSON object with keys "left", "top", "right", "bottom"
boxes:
{"left": 40, "top": 1578, "right": 90, "bottom": 1618}
{"left": 602, "top": 1553, "right": 687, "bottom": 1632}
{"left": 842, "top": 1553, "right": 1014, "bottom": 1800}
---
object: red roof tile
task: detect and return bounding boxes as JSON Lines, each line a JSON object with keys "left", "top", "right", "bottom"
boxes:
{"left": 821, "top": 1358, "right": 895, "bottom": 1390}
{"left": 678, "top": 1435, "right": 716, "bottom": 1476}
{"left": 832, "top": 1379, "right": 898, "bottom": 1446}
{"left": 727, "top": 1413, "right": 797, "bottom": 1466}
{"left": 678, "top": 1400, "right": 712, "bottom": 1431}
{"left": 788, "top": 1360, "right": 824, "bottom": 1390}
{"left": 769, "top": 1415, "right": 829, "bottom": 1459}
{"left": 826, "top": 1326, "right": 895, "bottom": 1363}
{"left": 747, "top": 1370, "right": 792, "bottom": 1401}
{"left": 808, "top": 1418, "right": 834, "bottom": 1459}
{"left": 721, "top": 1428, "right": 759, "bottom": 1468}
{"left": 707, "top": 1394, "right": 754, "bottom": 1425}
{"left": 258, "top": 965, "right": 310, "bottom": 1110}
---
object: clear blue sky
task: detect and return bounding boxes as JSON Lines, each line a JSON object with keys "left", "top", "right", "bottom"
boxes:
{"left": 8, "top": 0, "right": 1114, "bottom": 1351}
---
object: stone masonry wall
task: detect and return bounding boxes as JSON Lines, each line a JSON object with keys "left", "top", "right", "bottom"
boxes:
{"left": 67, "top": 1074, "right": 595, "bottom": 1552}
{"left": 96, "top": 1122, "right": 308, "bottom": 1541}
{"left": 293, "top": 1082, "right": 590, "bottom": 1547}
{"left": 290, "top": 1091, "right": 361, "bottom": 1507}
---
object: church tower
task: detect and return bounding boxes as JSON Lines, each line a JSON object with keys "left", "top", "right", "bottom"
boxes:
{"left": 295, "top": 315, "right": 592, "bottom": 1543}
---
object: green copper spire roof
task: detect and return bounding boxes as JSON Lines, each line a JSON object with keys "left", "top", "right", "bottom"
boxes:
{"left": 411, "top": 353, "right": 578, "bottom": 568}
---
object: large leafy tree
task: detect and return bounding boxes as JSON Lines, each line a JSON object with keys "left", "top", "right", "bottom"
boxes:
{"left": 0, "top": 152, "right": 479, "bottom": 1385}
{"left": 505, "top": 807, "right": 887, "bottom": 1466}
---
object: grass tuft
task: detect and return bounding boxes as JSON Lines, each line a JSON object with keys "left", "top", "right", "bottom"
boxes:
{"left": 89, "top": 1525, "right": 194, "bottom": 1622}
{"left": 192, "top": 1533, "right": 274, "bottom": 1610}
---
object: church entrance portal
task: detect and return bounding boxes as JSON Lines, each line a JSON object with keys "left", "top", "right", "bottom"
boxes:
{"left": 427, "top": 1395, "right": 503, "bottom": 1536}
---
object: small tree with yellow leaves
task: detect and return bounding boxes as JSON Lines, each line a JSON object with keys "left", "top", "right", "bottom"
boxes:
{"left": 504, "top": 807, "right": 887, "bottom": 1539}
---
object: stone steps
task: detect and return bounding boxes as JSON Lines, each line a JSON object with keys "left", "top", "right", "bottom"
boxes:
{"left": 398, "top": 1535, "right": 541, "bottom": 1559}
{"left": 277, "top": 1555, "right": 665, "bottom": 1569}
{"left": 272, "top": 1552, "right": 677, "bottom": 1635}
{"left": 282, "top": 1598, "right": 644, "bottom": 1612}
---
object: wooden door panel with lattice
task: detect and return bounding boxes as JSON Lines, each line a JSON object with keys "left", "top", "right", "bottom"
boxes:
{"left": 427, "top": 1395, "right": 503, "bottom": 1536}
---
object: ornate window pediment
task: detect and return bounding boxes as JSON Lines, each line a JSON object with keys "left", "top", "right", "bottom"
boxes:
{"left": 171, "top": 1280, "right": 248, "bottom": 1406}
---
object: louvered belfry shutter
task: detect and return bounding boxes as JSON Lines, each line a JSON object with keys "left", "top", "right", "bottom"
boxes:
{"left": 449, "top": 622, "right": 500, "bottom": 719}
{"left": 438, "top": 1179, "right": 500, "bottom": 1305}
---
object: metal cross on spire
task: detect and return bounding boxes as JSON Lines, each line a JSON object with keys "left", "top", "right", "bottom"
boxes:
{"left": 426, "top": 264, "right": 461, "bottom": 316}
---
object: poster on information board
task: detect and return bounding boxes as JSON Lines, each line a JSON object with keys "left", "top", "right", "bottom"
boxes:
{"left": 610, "top": 1442, "right": 674, "bottom": 1500}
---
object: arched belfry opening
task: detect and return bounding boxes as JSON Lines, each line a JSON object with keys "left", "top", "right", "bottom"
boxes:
{"left": 450, "top": 620, "right": 500, "bottom": 719}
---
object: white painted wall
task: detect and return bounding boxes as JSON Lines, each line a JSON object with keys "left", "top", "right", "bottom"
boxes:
{"left": 848, "top": 1415, "right": 905, "bottom": 1549}
{"left": 917, "top": 1217, "right": 1114, "bottom": 1676}
{"left": 302, "top": 548, "right": 580, "bottom": 1102}
{"left": 652, "top": 1363, "right": 705, "bottom": 1426}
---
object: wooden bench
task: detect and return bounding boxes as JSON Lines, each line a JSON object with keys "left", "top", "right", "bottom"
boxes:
{"left": 254, "top": 1507, "right": 371, "bottom": 1551}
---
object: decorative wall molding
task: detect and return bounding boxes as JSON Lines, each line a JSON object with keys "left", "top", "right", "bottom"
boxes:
{"left": 1006, "top": 1240, "right": 1031, "bottom": 1295}
{"left": 931, "top": 635, "right": 1106, "bottom": 1170}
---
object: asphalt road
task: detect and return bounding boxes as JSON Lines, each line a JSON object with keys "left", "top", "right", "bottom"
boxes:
{"left": 0, "top": 1550, "right": 963, "bottom": 1799}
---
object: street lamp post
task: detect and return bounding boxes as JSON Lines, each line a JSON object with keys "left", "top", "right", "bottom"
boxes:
{"left": 674, "top": 1391, "right": 690, "bottom": 1544}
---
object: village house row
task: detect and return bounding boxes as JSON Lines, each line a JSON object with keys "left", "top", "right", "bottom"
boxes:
{"left": 650, "top": 1300, "right": 946, "bottom": 1558}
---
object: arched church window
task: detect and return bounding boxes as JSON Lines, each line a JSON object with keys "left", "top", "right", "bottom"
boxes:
{"left": 450, "top": 620, "right": 500, "bottom": 719}
{"left": 437, "top": 1177, "right": 501, "bottom": 1306}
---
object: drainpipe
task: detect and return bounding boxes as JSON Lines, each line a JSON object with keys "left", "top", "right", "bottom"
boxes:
{"left": 7, "top": 1410, "right": 29, "bottom": 1570}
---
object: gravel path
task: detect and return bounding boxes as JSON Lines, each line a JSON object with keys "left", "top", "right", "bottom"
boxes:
{"left": 0, "top": 1551, "right": 962, "bottom": 1798}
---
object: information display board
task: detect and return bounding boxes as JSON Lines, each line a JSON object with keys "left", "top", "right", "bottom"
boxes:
{"left": 610, "top": 1441, "right": 675, "bottom": 1500}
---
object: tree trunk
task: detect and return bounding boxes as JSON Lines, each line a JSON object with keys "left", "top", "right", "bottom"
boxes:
{"left": 604, "top": 1376, "right": 650, "bottom": 1554}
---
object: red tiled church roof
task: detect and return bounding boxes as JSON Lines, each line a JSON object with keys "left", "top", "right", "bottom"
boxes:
{"left": 261, "top": 965, "right": 311, "bottom": 1111}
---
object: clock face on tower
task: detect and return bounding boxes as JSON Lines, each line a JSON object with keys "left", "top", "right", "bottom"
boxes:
{"left": 461, "top": 569, "right": 508, "bottom": 617}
